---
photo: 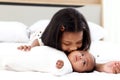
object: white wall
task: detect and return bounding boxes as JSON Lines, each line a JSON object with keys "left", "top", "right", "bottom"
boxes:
{"left": 103, "top": 0, "right": 120, "bottom": 44}
{"left": 0, "top": 4, "right": 101, "bottom": 26}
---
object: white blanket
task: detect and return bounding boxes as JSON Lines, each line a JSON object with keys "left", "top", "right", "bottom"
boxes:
{"left": 0, "top": 43, "right": 72, "bottom": 76}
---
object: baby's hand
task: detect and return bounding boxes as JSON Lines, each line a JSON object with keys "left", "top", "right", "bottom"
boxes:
{"left": 56, "top": 60, "right": 64, "bottom": 69}
{"left": 102, "top": 61, "right": 120, "bottom": 74}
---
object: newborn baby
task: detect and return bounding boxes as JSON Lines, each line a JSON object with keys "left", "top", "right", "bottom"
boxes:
{"left": 0, "top": 46, "right": 95, "bottom": 76}
{"left": 57, "top": 50, "right": 95, "bottom": 73}
{"left": 68, "top": 51, "right": 95, "bottom": 72}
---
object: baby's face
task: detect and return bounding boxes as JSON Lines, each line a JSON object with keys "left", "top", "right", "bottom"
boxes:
{"left": 68, "top": 51, "right": 95, "bottom": 72}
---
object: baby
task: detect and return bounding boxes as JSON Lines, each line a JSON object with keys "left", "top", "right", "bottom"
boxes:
{"left": 0, "top": 46, "right": 95, "bottom": 76}
{"left": 57, "top": 50, "right": 95, "bottom": 73}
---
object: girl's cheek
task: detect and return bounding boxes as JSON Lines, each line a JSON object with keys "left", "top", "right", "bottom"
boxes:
{"left": 62, "top": 46, "right": 68, "bottom": 51}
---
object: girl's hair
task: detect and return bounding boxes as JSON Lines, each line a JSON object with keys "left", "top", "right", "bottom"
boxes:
{"left": 41, "top": 8, "right": 91, "bottom": 51}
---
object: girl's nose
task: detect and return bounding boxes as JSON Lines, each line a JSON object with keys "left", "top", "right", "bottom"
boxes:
{"left": 70, "top": 46, "right": 77, "bottom": 52}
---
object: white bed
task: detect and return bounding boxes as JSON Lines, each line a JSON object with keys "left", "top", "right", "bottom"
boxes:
{"left": 0, "top": 0, "right": 120, "bottom": 80}
{"left": 0, "top": 20, "right": 120, "bottom": 80}
{"left": 0, "top": 42, "right": 120, "bottom": 80}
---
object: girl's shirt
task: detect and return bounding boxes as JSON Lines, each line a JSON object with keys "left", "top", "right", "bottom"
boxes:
{"left": 30, "top": 31, "right": 44, "bottom": 46}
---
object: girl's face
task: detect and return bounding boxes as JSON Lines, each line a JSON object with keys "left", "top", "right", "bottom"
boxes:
{"left": 61, "top": 31, "right": 83, "bottom": 53}
{"left": 68, "top": 51, "right": 95, "bottom": 72}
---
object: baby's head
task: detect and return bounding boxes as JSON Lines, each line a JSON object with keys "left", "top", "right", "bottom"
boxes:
{"left": 68, "top": 50, "right": 95, "bottom": 73}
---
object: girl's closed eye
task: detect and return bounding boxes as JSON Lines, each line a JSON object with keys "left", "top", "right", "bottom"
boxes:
{"left": 63, "top": 42, "right": 70, "bottom": 46}
{"left": 76, "top": 41, "right": 82, "bottom": 45}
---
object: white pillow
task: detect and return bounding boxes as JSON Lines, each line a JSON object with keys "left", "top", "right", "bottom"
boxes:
{"left": 2, "top": 46, "right": 72, "bottom": 76}
{"left": 88, "top": 22, "right": 106, "bottom": 41}
{"left": 28, "top": 20, "right": 105, "bottom": 41}
{"left": 0, "top": 21, "right": 29, "bottom": 43}
{"left": 29, "top": 20, "right": 49, "bottom": 38}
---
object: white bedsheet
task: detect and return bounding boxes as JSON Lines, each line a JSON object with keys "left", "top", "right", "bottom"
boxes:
{"left": 0, "top": 42, "right": 120, "bottom": 80}
{"left": 0, "top": 70, "right": 120, "bottom": 80}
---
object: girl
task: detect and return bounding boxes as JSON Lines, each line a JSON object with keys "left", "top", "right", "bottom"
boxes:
{"left": 18, "top": 8, "right": 120, "bottom": 74}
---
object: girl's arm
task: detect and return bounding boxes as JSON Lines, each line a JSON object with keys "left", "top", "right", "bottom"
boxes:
{"left": 31, "top": 39, "right": 40, "bottom": 47}
{"left": 17, "top": 39, "right": 40, "bottom": 51}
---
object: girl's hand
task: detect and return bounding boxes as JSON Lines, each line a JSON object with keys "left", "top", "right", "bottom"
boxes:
{"left": 102, "top": 61, "right": 120, "bottom": 74}
{"left": 17, "top": 45, "right": 31, "bottom": 51}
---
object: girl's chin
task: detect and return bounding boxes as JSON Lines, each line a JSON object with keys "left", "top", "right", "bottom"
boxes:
{"left": 63, "top": 51, "right": 70, "bottom": 55}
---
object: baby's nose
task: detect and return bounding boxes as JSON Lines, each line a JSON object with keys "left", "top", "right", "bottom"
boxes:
{"left": 78, "top": 55, "right": 83, "bottom": 60}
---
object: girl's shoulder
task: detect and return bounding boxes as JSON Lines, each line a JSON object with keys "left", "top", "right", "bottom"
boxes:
{"left": 30, "top": 30, "right": 44, "bottom": 46}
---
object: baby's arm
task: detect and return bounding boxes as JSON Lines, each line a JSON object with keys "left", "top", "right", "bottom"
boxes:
{"left": 96, "top": 61, "right": 120, "bottom": 74}
{"left": 56, "top": 60, "right": 64, "bottom": 69}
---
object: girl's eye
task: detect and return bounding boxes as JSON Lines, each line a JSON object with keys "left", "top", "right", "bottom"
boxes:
{"left": 77, "top": 41, "right": 82, "bottom": 45}
{"left": 63, "top": 43, "right": 70, "bottom": 46}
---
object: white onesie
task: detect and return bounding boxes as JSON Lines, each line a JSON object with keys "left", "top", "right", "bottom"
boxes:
{"left": 1, "top": 46, "right": 73, "bottom": 76}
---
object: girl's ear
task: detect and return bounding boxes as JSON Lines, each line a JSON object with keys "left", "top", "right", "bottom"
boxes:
{"left": 60, "top": 25, "right": 65, "bottom": 32}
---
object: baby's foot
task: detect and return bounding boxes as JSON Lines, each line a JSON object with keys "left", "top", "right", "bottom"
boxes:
{"left": 56, "top": 60, "right": 64, "bottom": 69}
